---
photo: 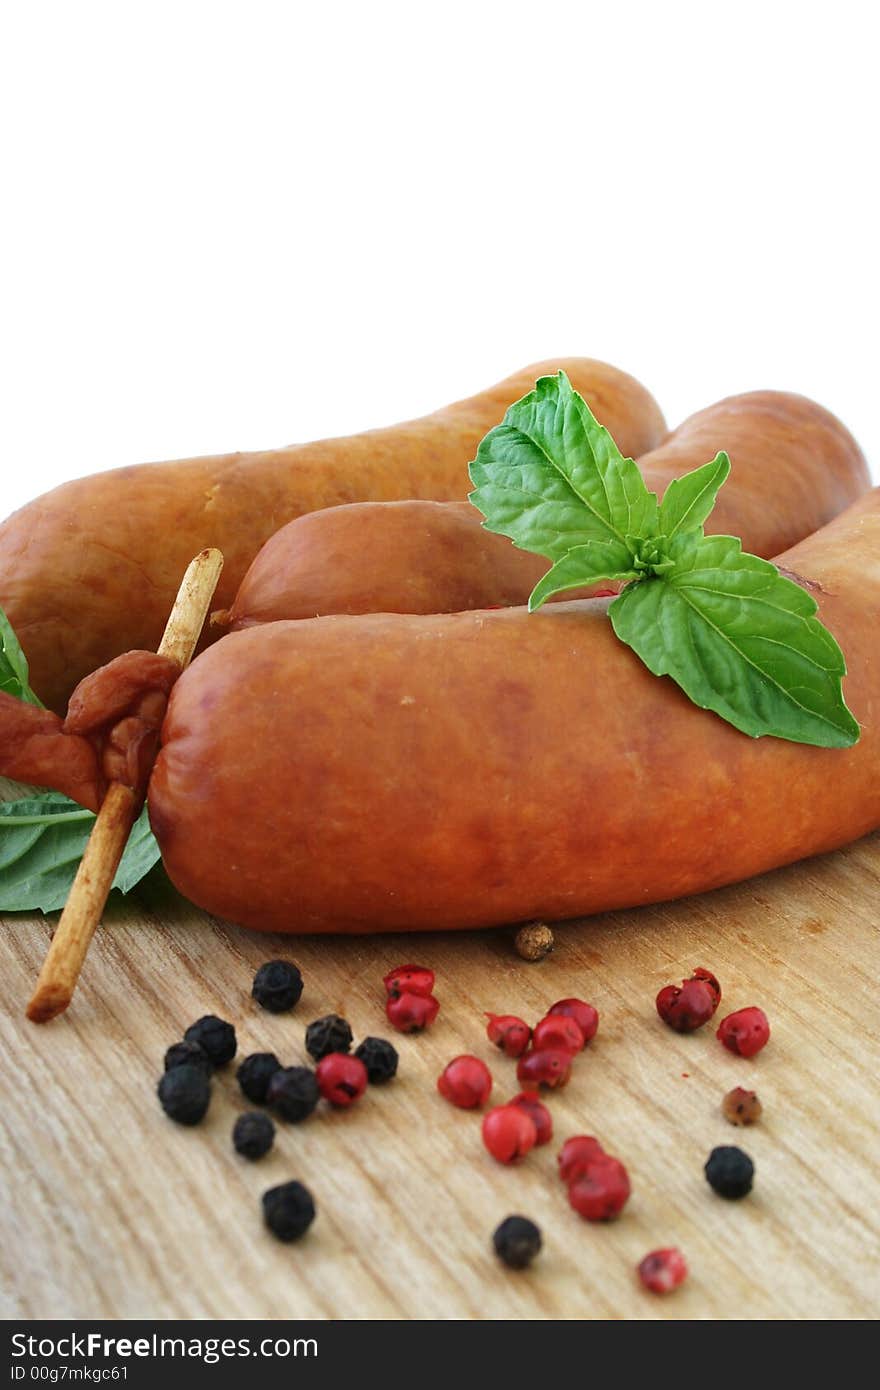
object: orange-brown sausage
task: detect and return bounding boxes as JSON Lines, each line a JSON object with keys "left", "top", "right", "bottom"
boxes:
{"left": 0, "top": 359, "right": 665, "bottom": 713}
{"left": 149, "top": 489, "right": 880, "bottom": 934}
{"left": 222, "top": 391, "right": 869, "bottom": 628}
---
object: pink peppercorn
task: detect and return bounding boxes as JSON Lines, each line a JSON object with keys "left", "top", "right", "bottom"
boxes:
{"left": 717, "top": 1007, "right": 770, "bottom": 1058}
{"left": 485, "top": 1013, "right": 532, "bottom": 1058}
{"left": 482, "top": 1105, "right": 537, "bottom": 1163}
{"left": 509, "top": 1092, "right": 553, "bottom": 1146}
{"left": 315, "top": 1053, "right": 368, "bottom": 1107}
{"left": 386, "top": 991, "right": 440, "bottom": 1034}
{"left": 547, "top": 998, "right": 599, "bottom": 1046}
{"left": 383, "top": 964, "right": 435, "bottom": 999}
{"left": 656, "top": 970, "right": 720, "bottom": 1033}
{"left": 568, "top": 1155, "right": 631, "bottom": 1221}
{"left": 557, "top": 1135, "right": 605, "bottom": 1184}
{"left": 638, "top": 1248, "right": 688, "bottom": 1294}
{"left": 516, "top": 1048, "right": 572, "bottom": 1090}
{"left": 532, "top": 1014, "right": 585, "bottom": 1055}
{"left": 437, "top": 1056, "right": 493, "bottom": 1109}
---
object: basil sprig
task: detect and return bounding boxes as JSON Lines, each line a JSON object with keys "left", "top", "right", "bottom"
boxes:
{"left": 0, "top": 609, "right": 162, "bottom": 912}
{"left": 0, "top": 792, "right": 160, "bottom": 912}
{"left": 469, "top": 370, "right": 859, "bottom": 748}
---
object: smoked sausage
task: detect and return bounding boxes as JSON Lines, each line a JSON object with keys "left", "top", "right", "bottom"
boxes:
{"left": 222, "top": 391, "right": 869, "bottom": 628}
{"left": 148, "top": 488, "right": 880, "bottom": 934}
{"left": 0, "top": 358, "right": 665, "bottom": 713}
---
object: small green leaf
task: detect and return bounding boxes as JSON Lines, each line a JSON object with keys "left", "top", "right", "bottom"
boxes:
{"left": 528, "top": 538, "right": 640, "bottom": 611}
{"left": 659, "top": 451, "right": 731, "bottom": 541}
{"left": 609, "top": 533, "right": 860, "bottom": 747}
{"left": 0, "top": 792, "right": 161, "bottom": 912}
{"left": 469, "top": 370, "right": 658, "bottom": 561}
{"left": 0, "top": 607, "right": 43, "bottom": 707}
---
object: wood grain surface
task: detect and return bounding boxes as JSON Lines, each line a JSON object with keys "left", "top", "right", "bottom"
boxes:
{"left": 1, "top": 831, "right": 878, "bottom": 1321}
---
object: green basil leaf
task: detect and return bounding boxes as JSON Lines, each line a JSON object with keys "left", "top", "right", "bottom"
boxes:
{"left": 659, "top": 451, "right": 731, "bottom": 540}
{"left": 0, "top": 607, "right": 43, "bottom": 707}
{"left": 608, "top": 533, "right": 860, "bottom": 747}
{"left": 0, "top": 792, "right": 161, "bottom": 912}
{"left": 469, "top": 369, "right": 658, "bottom": 561}
{"left": 528, "top": 538, "right": 640, "bottom": 611}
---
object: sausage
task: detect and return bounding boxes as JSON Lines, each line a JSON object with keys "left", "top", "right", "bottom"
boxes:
{"left": 0, "top": 358, "right": 665, "bottom": 713}
{"left": 148, "top": 488, "right": 880, "bottom": 934}
{"left": 221, "top": 391, "right": 869, "bottom": 628}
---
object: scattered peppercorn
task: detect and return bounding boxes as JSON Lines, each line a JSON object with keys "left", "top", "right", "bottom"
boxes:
{"left": 704, "top": 1145, "right": 754, "bottom": 1199}
{"left": 316, "top": 1053, "right": 369, "bottom": 1106}
{"left": 237, "top": 1052, "right": 283, "bottom": 1104}
{"left": 514, "top": 922, "right": 554, "bottom": 962}
{"left": 157, "top": 1065, "right": 211, "bottom": 1125}
{"left": 532, "top": 1014, "right": 585, "bottom": 1055}
{"left": 267, "top": 1066, "right": 321, "bottom": 1123}
{"left": 385, "top": 992, "right": 440, "bottom": 1033}
{"left": 568, "top": 1154, "right": 631, "bottom": 1221}
{"left": 184, "top": 1015, "right": 237, "bottom": 1067}
{"left": 437, "top": 1056, "right": 493, "bottom": 1109}
{"left": 233, "top": 1112, "right": 276, "bottom": 1160}
{"left": 493, "top": 1215, "right": 543, "bottom": 1269}
{"left": 482, "top": 1105, "right": 538, "bottom": 1163}
{"left": 485, "top": 1013, "right": 531, "bottom": 1058}
{"left": 262, "top": 1180, "right": 316, "bottom": 1242}
{"left": 383, "top": 964, "right": 435, "bottom": 999}
{"left": 638, "top": 1248, "right": 688, "bottom": 1294}
{"left": 354, "top": 1036, "right": 399, "bottom": 1084}
{"left": 557, "top": 1135, "right": 605, "bottom": 1184}
{"left": 716, "top": 1007, "right": 770, "bottom": 1058}
{"left": 722, "top": 1086, "right": 763, "bottom": 1126}
{"left": 656, "top": 970, "right": 720, "bottom": 1033}
{"left": 305, "top": 1014, "right": 353, "bottom": 1061}
{"left": 164, "top": 1039, "right": 213, "bottom": 1076}
{"left": 251, "top": 959, "right": 304, "bottom": 1013}
{"left": 510, "top": 1092, "right": 553, "bottom": 1146}
{"left": 516, "top": 1048, "right": 572, "bottom": 1090}
{"left": 547, "top": 998, "right": 599, "bottom": 1046}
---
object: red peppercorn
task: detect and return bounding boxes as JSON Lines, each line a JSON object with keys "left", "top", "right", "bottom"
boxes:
{"left": 485, "top": 1013, "right": 532, "bottom": 1058}
{"left": 437, "top": 1056, "right": 493, "bottom": 1109}
{"left": 510, "top": 1092, "right": 553, "bottom": 1146}
{"left": 482, "top": 1105, "right": 537, "bottom": 1163}
{"left": 717, "top": 1006, "right": 770, "bottom": 1058}
{"left": 315, "top": 1053, "right": 368, "bottom": 1107}
{"left": 516, "top": 1048, "right": 572, "bottom": 1090}
{"left": 547, "top": 998, "right": 599, "bottom": 1046}
{"left": 568, "top": 1154, "right": 631, "bottom": 1221}
{"left": 385, "top": 991, "right": 440, "bottom": 1033}
{"left": 557, "top": 1135, "right": 605, "bottom": 1184}
{"left": 532, "top": 1014, "right": 585, "bottom": 1055}
{"left": 638, "top": 1248, "right": 688, "bottom": 1294}
{"left": 656, "top": 976, "right": 718, "bottom": 1033}
{"left": 383, "top": 963, "right": 435, "bottom": 999}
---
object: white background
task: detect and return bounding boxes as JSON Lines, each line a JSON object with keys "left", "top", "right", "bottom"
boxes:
{"left": 1, "top": 0, "right": 877, "bottom": 519}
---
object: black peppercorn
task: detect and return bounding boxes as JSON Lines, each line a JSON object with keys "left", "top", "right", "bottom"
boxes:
{"left": 354, "top": 1036, "right": 399, "bottom": 1084}
{"left": 252, "top": 959, "right": 304, "bottom": 1014}
{"left": 493, "top": 1215, "right": 542, "bottom": 1269}
{"left": 233, "top": 1112, "right": 276, "bottom": 1160}
{"left": 164, "top": 1040, "right": 213, "bottom": 1076}
{"left": 704, "top": 1145, "right": 754, "bottom": 1199}
{"left": 184, "top": 1015, "right": 237, "bottom": 1067}
{"left": 262, "top": 1180, "right": 316, "bottom": 1242}
{"left": 237, "top": 1052, "right": 283, "bottom": 1104}
{"left": 305, "top": 1014, "right": 353, "bottom": 1061}
{"left": 267, "top": 1066, "right": 321, "bottom": 1122}
{"left": 157, "top": 1065, "right": 211, "bottom": 1125}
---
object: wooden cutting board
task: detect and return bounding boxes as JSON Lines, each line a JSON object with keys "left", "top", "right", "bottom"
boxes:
{"left": 1, "top": 831, "right": 878, "bottom": 1321}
